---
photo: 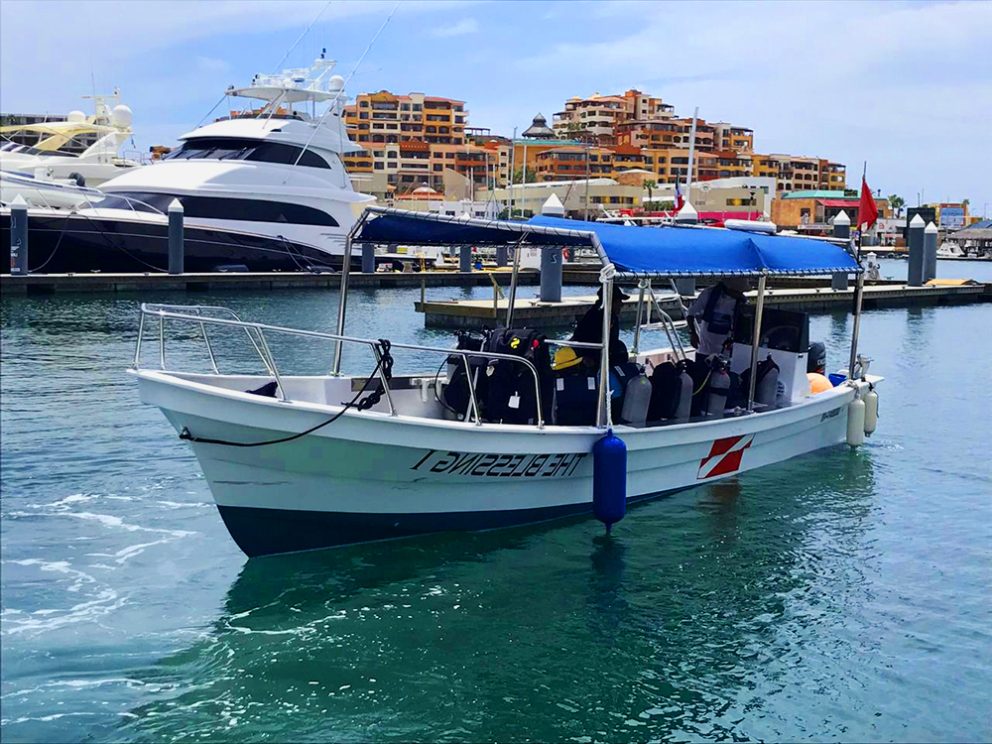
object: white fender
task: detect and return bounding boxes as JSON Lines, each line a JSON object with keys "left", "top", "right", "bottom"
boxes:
{"left": 847, "top": 396, "right": 865, "bottom": 447}
{"left": 864, "top": 386, "right": 878, "bottom": 436}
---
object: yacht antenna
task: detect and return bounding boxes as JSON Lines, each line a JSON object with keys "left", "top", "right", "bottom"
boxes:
{"left": 273, "top": 0, "right": 332, "bottom": 70}
{"left": 286, "top": 1, "right": 400, "bottom": 174}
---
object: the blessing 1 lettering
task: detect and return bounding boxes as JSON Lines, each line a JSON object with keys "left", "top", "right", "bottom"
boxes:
{"left": 411, "top": 450, "right": 586, "bottom": 478}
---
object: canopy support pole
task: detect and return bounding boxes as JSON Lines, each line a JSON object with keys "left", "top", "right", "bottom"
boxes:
{"left": 632, "top": 278, "right": 647, "bottom": 355}
{"left": 746, "top": 272, "right": 768, "bottom": 412}
{"left": 332, "top": 210, "right": 371, "bottom": 375}
{"left": 847, "top": 269, "right": 866, "bottom": 380}
{"left": 597, "top": 267, "right": 615, "bottom": 428}
{"left": 505, "top": 236, "right": 524, "bottom": 328}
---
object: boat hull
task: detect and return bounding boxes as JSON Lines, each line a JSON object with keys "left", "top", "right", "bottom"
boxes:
{"left": 0, "top": 211, "right": 342, "bottom": 274}
{"left": 135, "top": 370, "right": 859, "bottom": 557}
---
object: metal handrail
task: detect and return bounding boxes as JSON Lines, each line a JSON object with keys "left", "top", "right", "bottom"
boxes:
{"left": 630, "top": 280, "right": 688, "bottom": 360}
{"left": 133, "top": 304, "right": 548, "bottom": 427}
{"left": 646, "top": 287, "right": 688, "bottom": 360}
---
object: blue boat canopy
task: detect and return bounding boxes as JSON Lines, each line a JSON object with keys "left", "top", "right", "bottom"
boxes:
{"left": 353, "top": 208, "right": 860, "bottom": 277}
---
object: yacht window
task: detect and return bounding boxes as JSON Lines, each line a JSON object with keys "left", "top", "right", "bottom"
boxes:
{"left": 164, "top": 138, "right": 329, "bottom": 169}
{"left": 103, "top": 191, "right": 339, "bottom": 225}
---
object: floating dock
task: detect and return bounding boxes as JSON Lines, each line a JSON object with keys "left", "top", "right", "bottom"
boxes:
{"left": 0, "top": 268, "right": 538, "bottom": 295}
{"left": 415, "top": 282, "right": 992, "bottom": 329}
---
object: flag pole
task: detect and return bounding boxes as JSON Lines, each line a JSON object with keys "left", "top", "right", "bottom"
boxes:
{"left": 848, "top": 161, "right": 868, "bottom": 379}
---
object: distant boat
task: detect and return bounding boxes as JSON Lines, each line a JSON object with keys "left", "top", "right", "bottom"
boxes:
{"left": 1, "top": 53, "right": 374, "bottom": 274}
{"left": 0, "top": 91, "right": 139, "bottom": 197}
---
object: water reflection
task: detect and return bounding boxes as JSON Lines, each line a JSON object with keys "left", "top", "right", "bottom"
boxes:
{"left": 116, "top": 448, "right": 877, "bottom": 742}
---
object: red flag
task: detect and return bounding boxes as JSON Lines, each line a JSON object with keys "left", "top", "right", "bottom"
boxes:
{"left": 858, "top": 176, "right": 878, "bottom": 230}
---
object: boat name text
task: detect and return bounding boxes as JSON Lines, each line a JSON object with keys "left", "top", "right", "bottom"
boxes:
{"left": 411, "top": 450, "right": 585, "bottom": 478}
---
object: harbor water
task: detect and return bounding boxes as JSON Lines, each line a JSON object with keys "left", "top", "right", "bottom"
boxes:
{"left": 2, "top": 261, "right": 990, "bottom": 742}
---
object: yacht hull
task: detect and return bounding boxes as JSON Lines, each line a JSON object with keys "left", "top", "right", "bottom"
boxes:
{"left": 134, "top": 369, "right": 864, "bottom": 557}
{"left": 0, "top": 211, "right": 342, "bottom": 274}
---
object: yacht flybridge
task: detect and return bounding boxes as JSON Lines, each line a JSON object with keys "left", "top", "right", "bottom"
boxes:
{"left": 1, "top": 54, "right": 374, "bottom": 274}
{"left": 131, "top": 210, "right": 882, "bottom": 557}
{"left": 0, "top": 92, "right": 138, "bottom": 208}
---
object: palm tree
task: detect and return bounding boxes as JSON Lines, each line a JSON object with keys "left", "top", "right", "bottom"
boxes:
{"left": 644, "top": 179, "right": 657, "bottom": 202}
{"left": 888, "top": 194, "right": 905, "bottom": 217}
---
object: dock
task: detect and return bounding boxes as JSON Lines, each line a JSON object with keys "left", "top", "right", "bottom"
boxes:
{"left": 415, "top": 282, "right": 992, "bottom": 329}
{"left": 0, "top": 268, "right": 538, "bottom": 295}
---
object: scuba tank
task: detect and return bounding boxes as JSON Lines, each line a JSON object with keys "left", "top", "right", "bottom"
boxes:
{"left": 705, "top": 357, "right": 731, "bottom": 418}
{"left": 620, "top": 373, "right": 652, "bottom": 427}
{"left": 755, "top": 355, "right": 780, "bottom": 408}
{"left": 675, "top": 360, "right": 693, "bottom": 421}
{"left": 864, "top": 383, "right": 878, "bottom": 436}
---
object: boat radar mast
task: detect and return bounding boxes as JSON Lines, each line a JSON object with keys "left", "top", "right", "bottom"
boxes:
{"left": 226, "top": 52, "right": 346, "bottom": 109}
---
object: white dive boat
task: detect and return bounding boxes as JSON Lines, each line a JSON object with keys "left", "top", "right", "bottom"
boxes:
{"left": 0, "top": 53, "right": 374, "bottom": 274}
{"left": 0, "top": 92, "right": 139, "bottom": 197}
{"left": 131, "top": 210, "right": 882, "bottom": 557}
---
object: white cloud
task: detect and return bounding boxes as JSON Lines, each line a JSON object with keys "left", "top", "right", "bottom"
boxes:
{"left": 430, "top": 18, "right": 479, "bottom": 38}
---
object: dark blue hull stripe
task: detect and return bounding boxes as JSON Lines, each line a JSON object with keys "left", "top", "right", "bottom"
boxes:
{"left": 217, "top": 488, "right": 689, "bottom": 558}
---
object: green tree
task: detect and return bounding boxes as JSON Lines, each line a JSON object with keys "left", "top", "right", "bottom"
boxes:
{"left": 644, "top": 179, "right": 657, "bottom": 201}
{"left": 511, "top": 168, "right": 539, "bottom": 184}
{"left": 888, "top": 193, "right": 905, "bottom": 217}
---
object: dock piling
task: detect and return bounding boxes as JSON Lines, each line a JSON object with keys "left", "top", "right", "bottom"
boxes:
{"left": 168, "top": 199, "right": 184, "bottom": 275}
{"left": 495, "top": 245, "right": 508, "bottom": 267}
{"left": 361, "top": 242, "right": 375, "bottom": 274}
{"left": 459, "top": 245, "right": 471, "bottom": 273}
{"left": 924, "top": 221, "right": 938, "bottom": 283}
{"left": 539, "top": 247, "right": 563, "bottom": 302}
{"left": 673, "top": 202, "right": 698, "bottom": 296}
{"left": 9, "top": 194, "right": 28, "bottom": 275}
{"left": 832, "top": 210, "right": 851, "bottom": 290}
{"left": 907, "top": 214, "right": 926, "bottom": 286}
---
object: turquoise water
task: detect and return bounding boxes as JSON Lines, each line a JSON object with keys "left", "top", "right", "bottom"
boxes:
{"left": 2, "top": 261, "right": 990, "bottom": 742}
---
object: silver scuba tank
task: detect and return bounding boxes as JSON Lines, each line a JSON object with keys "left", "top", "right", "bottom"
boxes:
{"left": 620, "top": 374, "right": 652, "bottom": 427}
{"left": 755, "top": 356, "right": 780, "bottom": 408}
{"left": 705, "top": 359, "right": 731, "bottom": 418}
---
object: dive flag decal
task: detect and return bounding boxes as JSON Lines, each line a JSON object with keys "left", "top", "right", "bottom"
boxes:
{"left": 697, "top": 434, "right": 754, "bottom": 479}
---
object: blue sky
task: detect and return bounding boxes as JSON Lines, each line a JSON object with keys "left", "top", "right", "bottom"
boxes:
{"left": 2, "top": 0, "right": 990, "bottom": 214}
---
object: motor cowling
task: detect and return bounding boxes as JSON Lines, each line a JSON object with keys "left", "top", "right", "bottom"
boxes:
{"left": 807, "top": 341, "right": 826, "bottom": 375}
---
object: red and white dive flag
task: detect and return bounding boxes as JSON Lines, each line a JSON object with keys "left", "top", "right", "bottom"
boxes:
{"left": 674, "top": 182, "right": 685, "bottom": 212}
{"left": 859, "top": 176, "right": 879, "bottom": 231}
{"left": 697, "top": 434, "right": 754, "bottom": 479}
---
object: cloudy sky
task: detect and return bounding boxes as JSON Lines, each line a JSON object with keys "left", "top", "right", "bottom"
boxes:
{"left": 2, "top": 0, "right": 989, "bottom": 214}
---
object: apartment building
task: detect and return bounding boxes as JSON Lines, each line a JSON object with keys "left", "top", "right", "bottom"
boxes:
{"left": 343, "top": 90, "right": 495, "bottom": 194}
{"left": 343, "top": 91, "right": 467, "bottom": 146}
{"left": 551, "top": 88, "right": 844, "bottom": 193}
{"left": 533, "top": 146, "right": 616, "bottom": 180}
{"left": 752, "top": 154, "right": 846, "bottom": 193}
{"left": 552, "top": 89, "right": 674, "bottom": 144}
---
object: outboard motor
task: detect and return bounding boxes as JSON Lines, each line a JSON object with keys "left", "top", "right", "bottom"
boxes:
{"left": 807, "top": 341, "right": 826, "bottom": 375}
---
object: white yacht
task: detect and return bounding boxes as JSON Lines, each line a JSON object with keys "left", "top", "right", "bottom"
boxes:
{"left": 0, "top": 92, "right": 139, "bottom": 198}
{"left": 1, "top": 54, "right": 375, "bottom": 273}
